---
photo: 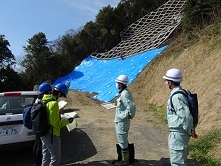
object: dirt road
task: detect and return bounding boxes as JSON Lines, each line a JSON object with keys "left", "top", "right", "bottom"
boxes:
{"left": 61, "top": 91, "right": 171, "bottom": 165}
{"left": 1, "top": 91, "right": 197, "bottom": 165}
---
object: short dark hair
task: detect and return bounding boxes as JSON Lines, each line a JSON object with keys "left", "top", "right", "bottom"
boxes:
{"left": 172, "top": 81, "right": 180, "bottom": 86}
{"left": 52, "top": 89, "right": 59, "bottom": 96}
{"left": 166, "top": 80, "right": 180, "bottom": 86}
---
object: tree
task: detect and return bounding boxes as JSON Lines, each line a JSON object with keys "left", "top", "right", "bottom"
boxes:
{"left": 21, "top": 32, "right": 53, "bottom": 89}
{"left": 0, "top": 35, "right": 21, "bottom": 92}
{"left": 182, "top": 0, "right": 221, "bottom": 30}
{"left": 95, "top": 5, "right": 123, "bottom": 51}
{"left": 0, "top": 66, "right": 21, "bottom": 92}
{"left": 0, "top": 35, "right": 15, "bottom": 68}
{"left": 52, "top": 29, "right": 86, "bottom": 77}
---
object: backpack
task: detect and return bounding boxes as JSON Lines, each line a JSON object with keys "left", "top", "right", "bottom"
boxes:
{"left": 23, "top": 106, "right": 33, "bottom": 129}
{"left": 170, "top": 89, "right": 198, "bottom": 128}
{"left": 31, "top": 99, "right": 54, "bottom": 137}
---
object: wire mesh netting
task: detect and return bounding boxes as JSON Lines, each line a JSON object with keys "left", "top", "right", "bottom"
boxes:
{"left": 91, "top": 0, "right": 186, "bottom": 59}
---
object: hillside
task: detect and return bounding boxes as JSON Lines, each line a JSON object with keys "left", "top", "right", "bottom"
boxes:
{"left": 130, "top": 23, "right": 221, "bottom": 132}
{"left": 129, "top": 23, "right": 221, "bottom": 160}
{"left": 63, "top": 23, "right": 221, "bottom": 165}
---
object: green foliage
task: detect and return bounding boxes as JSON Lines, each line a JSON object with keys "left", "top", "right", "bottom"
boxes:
{"left": 79, "top": 21, "right": 101, "bottom": 53}
{"left": 0, "top": 35, "right": 15, "bottom": 67}
{"left": 95, "top": 5, "right": 122, "bottom": 51}
{"left": 0, "top": 35, "right": 21, "bottom": 92}
{"left": 0, "top": 66, "right": 22, "bottom": 92}
{"left": 146, "top": 103, "right": 167, "bottom": 123}
{"left": 183, "top": 0, "right": 221, "bottom": 31}
{"left": 117, "top": 0, "right": 166, "bottom": 25}
{"left": 21, "top": 32, "right": 54, "bottom": 89}
{"left": 189, "top": 129, "right": 221, "bottom": 166}
{"left": 53, "top": 30, "right": 87, "bottom": 75}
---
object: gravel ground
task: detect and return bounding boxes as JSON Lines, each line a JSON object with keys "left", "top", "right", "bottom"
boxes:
{"left": 1, "top": 91, "right": 198, "bottom": 165}
{"left": 59, "top": 91, "right": 198, "bottom": 166}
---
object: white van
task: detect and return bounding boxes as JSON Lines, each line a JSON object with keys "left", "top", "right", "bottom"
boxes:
{"left": 0, "top": 91, "right": 38, "bottom": 151}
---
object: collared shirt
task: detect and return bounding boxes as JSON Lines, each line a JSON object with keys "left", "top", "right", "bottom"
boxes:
{"left": 114, "top": 88, "right": 135, "bottom": 122}
{"left": 166, "top": 86, "right": 194, "bottom": 135}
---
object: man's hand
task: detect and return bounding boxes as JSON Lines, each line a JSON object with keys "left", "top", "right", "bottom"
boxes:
{"left": 192, "top": 128, "right": 198, "bottom": 139}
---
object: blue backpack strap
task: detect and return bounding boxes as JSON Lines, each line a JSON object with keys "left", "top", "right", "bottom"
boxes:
{"left": 170, "top": 90, "right": 188, "bottom": 114}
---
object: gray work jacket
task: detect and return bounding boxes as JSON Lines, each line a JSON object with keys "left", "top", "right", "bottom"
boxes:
{"left": 166, "top": 86, "right": 194, "bottom": 135}
{"left": 114, "top": 88, "right": 135, "bottom": 123}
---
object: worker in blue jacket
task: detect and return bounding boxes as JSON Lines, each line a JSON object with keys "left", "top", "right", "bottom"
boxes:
{"left": 163, "top": 68, "right": 198, "bottom": 166}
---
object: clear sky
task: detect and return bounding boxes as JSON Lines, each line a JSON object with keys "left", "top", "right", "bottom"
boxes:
{"left": 1, "top": 0, "right": 120, "bottom": 60}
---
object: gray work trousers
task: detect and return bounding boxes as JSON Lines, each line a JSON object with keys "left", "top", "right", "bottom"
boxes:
{"left": 41, "top": 133, "right": 61, "bottom": 166}
{"left": 168, "top": 131, "right": 190, "bottom": 166}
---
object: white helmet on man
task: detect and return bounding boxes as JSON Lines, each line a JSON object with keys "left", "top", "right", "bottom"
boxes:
{"left": 115, "top": 75, "right": 129, "bottom": 85}
{"left": 163, "top": 68, "right": 183, "bottom": 82}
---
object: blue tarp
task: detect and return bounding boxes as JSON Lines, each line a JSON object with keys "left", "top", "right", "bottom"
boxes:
{"left": 54, "top": 46, "right": 167, "bottom": 102}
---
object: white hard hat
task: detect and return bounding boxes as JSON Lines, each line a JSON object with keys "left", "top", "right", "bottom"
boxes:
{"left": 115, "top": 75, "right": 129, "bottom": 85}
{"left": 163, "top": 68, "right": 183, "bottom": 82}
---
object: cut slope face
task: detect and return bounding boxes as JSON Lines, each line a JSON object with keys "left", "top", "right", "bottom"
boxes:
{"left": 54, "top": 0, "right": 188, "bottom": 102}
{"left": 130, "top": 24, "right": 221, "bottom": 134}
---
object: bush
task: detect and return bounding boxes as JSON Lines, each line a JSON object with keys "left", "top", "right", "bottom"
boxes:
{"left": 189, "top": 129, "right": 221, "bottom": 166}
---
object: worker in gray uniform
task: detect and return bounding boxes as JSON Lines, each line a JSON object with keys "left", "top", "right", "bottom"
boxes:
{"left": 163, "top": 68, "right": 198, "bottom": 166}
{"left": 114, "top": 75, "right": 136, "bottom": 166}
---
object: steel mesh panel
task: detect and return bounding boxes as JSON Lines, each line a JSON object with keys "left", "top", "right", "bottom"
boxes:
{"left": 92, "top": 0, "right": 186, "bottom": 59}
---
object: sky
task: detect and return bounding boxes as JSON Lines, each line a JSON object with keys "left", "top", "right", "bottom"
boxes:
{"left": 1, "top": 0, "right": 120, "bottom": 60}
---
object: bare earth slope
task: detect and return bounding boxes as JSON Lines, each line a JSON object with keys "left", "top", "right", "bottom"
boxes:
{"left": 130, "top": 24, "right": 221, "bottom": 134}
{"left": 129, "top": 24, "right": 221, "bottom": 162}
{"left": 63, "top": 24, "right": 221, "bottom": 165}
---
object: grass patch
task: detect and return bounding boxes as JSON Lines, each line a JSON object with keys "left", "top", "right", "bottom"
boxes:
{"left": 189, "top": 129, "right": 221, "bottom": 166}
{"left": 145, "top": 103, "right": 167, "bottom": 123}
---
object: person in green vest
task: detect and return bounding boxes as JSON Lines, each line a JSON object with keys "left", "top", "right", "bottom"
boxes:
{"left": 41, "top": 83, "right": 73, "bottom": 166}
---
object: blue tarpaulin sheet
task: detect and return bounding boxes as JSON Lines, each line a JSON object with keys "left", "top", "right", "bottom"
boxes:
{"left": 54, "top": 46, "right": 167, "bottom": 102}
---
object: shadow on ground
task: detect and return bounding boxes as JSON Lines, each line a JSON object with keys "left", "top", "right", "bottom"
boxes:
{"left": 0, "top": 146, "right": 34, "bottom": 165}
{"left": 0, "top": 125, "right": 199, "bottom": 166}
{"left": 0, "top": 127, "right": 95, "bottom": 166}
{"left": 61, "top": 128, "right": 97, "bottom": 165}
{"left": 63, "top": 158, "right": 198, "bottom": 165}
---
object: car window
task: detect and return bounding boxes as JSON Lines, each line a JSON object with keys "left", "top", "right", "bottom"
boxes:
{"left": 0, "top": 95, "right": 38, "bottom": 115}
